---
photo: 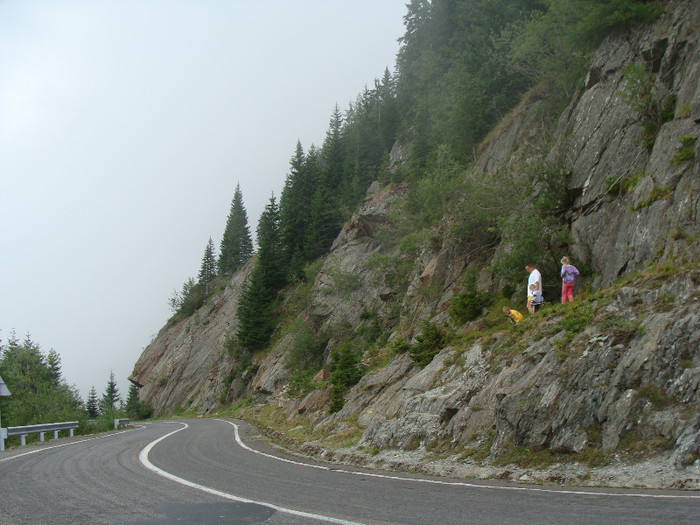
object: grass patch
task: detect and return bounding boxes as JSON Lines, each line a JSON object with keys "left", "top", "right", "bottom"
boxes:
{"left": 606, "top": 171, "right": 644, "bottom": 196}
{"left": 637, "top": 385, "right": 674, "bottom": 409}
{"left": 492, "top": 447, "right": 557, "bottom": 468}
{"left": 632, "top": 185, "right": 672, "bottom": 210}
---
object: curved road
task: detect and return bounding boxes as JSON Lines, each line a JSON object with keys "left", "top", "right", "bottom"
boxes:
{"left": 0, "top": 419, "right": 697, "bottom": 524}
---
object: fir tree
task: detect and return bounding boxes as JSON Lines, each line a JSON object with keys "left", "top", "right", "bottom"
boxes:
{"left": 198, "top": 237, "right": 217, "bottom": 294}
{"left": 236, "top": 194, "right": 284, "bottom": 350}
{"left": 125, "top": 382, "right": 151, "bottom": 420}
{"left": 279, "top": 141, "right": 316, "bottom": 279}
{"left": 305, "top": 182, "right": 343, "bottom": 261}
{"left": 98, "top": 370, "right": 121, "bottom": 414}
{"left": 46, "top": 348, "right": 62, "bottom": 383}
{"left": 218, "top": 183, "right": 253, "bottom": 275}
{"left": 86, "top": 386, "right": 99, "bottom": 418}
{"left": 255, "top": 194, "right": 285, "bottom": 292}
{"left": 322, "top": 104, "right": 345, "bottom": 192}
{"left": 0, "top": 333, "right": 83, "bottom": 426}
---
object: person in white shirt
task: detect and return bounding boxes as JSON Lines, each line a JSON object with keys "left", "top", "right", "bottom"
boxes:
{"left": 525, "top": 263, "right": 543, "bottom": 313}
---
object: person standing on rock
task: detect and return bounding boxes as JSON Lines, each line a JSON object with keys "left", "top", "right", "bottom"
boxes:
{"left": 525, "top": 263, "right": 543, "bottom": 313}
{"left": 560, "top": 256, "right": 580, "bottom": 304}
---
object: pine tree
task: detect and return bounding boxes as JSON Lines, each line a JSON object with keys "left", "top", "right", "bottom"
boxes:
{"left": 125, "top": 382, "right": 151, "bottom": 420}
{"left": 279, "top": 141, "right": 316, "bottom": 279}
{"left": 46, "top": 348, "right": 62, "bottom": 383}
{"left": 98, "top": 370, "right": 121, "bottom": 414}
{"left": 236, "top": 194, "right": 284, "bottom": 350}
{"left": 198, "top": 237, "right": 217, "bottom": 294}
{"left": 86, "top": 386, "right": 99, "bottom": 418}
{"left": 255, "top": 194, "right": 285, "bottom": 292}
{"left": 305, "top": 183, "right": 343, "bottom": 261}
{"left": 218, "top": 183, "right": 253, "bottom": 275}
{"left": 322, "top": 104, "right": 345, "bottom": 193}
{"left": 0, "top": 333, "right": 83, "bottom": 426}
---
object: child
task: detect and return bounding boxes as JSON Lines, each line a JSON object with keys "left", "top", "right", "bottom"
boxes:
{"left": 528, "top": 283, "right": 542, "bottom": 313}
{"left": 560, "top": 256, "right": 580, "bottom": 303}
{"left": 503, "top": 306, "right": 523, "bottom": 325}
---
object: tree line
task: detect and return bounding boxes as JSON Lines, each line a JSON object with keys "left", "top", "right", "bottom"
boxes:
{"left": 0, "top": 333, "right": 151, "bottom": 440}
{"left": 169, "top": 0, "right": 663, "bottom": 376}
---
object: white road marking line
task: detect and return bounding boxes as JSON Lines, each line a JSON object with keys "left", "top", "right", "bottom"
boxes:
{"left": 138, "top": 421, "right": 365, "bottom": 525}
{"left": 219, "top": 419, "right": 700, "bottom": 500}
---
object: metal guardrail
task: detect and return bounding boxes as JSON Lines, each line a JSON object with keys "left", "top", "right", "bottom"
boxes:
{"left": 1, "top": 421, "right": 79, "bottom": 450}
{"left": 114, "top": 418, "right": 129, "bottom": 429}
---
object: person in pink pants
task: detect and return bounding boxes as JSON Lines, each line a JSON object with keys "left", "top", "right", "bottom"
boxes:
{"left": 560, "top": 256, "right": 579, "bottom": 303}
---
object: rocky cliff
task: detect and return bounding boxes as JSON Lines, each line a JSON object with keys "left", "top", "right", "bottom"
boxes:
{"left": 130, "top": 1, "right": 699, "bottom": 488}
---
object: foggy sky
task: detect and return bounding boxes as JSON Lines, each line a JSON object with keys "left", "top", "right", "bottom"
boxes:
{"left": 0, "top": 0, "right": 407, "bottom": 400}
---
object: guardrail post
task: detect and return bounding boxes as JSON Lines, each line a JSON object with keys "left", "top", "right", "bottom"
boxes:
{"left": 39, "top": 432, "right": 45, "bottom": 442}
{"left": 20, "top": 434, "right": 26, "bottom": 446}
{"left": 54, "top": 430, "right": 59, "bottom": 439}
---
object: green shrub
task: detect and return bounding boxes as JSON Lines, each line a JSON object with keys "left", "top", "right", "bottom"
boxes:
{"left": 637, "top": 385, "right": 674, "bottom": 408}
{"left": 633, "top": 186, "right": 672, "bottom": 210}
{"left": 284, "top": 322, "right": 328, "bottom": 373}
{"left": 449, "top": 270, "right": 493, "bottom": 324}
{"left": 409, "top": 321, "right": 447, "bottom": 366}
{"left": 606, "top": 171, "right": 644, "bottom": 196}
{"left": 328, "top": 343, "right": 364, "bottom": 413}
{"left": 670, "top": 135, "right": 697, "bottom": 166}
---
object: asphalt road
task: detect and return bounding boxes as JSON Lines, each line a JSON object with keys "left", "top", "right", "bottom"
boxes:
{"left": 0, "top": 418, "right": 698, "bottom": 524}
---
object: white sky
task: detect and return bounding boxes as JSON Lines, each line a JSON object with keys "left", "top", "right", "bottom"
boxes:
{"left": 0, "top": 0, "right": 406, "bottom": 401}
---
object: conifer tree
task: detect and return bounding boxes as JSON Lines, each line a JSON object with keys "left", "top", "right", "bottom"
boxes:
{"left": 323, "top": 104, "right": 345, "bottom": 192}
{"left": 218, "top": 183, "right": 253, "bottom": 275}
{"left": 0, "top": 333, "right": 83, "bottom": 426}
{"left": 198, "top": 237, "right": 217, "bottom": 294}
{"left": 305, "top": 183, "right": 343, "bottom": 261}
{"left": 236, "top": 194, "right": 284, "bottom": 350}
{"left": 46, "top": 348, "right": 62, "bottom": 383}
{"left": 86, "top": 386, "right": 99, "bottom": 418}
{"left": 279, "top": 141, "right": 317, "bottom": 279}
{"left": 255, "top": 194, "right": 285, "bottom": 292}
{"left": 125, "top": 382, "right": 151, "bottom": 420}
{"left": 98, "top": 370, "right": 121, "bottom": 414}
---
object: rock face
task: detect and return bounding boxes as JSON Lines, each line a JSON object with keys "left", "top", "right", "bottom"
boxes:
{"left": 129, "top": 258, "right": 254, "bottom": 413}
{"left": 348, "top": 272, "right": 699, "bottom": 460}
{"left": 130, "top": 1, "right": 699, "bottom": 484}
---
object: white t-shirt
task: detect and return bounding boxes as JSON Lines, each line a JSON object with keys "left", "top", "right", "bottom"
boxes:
{"left": 528, "top": 269, "right": 542, "bottom": 302}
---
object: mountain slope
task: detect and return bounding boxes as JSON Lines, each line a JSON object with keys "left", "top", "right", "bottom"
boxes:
{"left": 130, "top": 0, "right": 699, "bottom": 488}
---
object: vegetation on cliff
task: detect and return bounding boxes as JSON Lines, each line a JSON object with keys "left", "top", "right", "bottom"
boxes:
{"left": 167, "top": 0, "right": 663, "bottom": 354}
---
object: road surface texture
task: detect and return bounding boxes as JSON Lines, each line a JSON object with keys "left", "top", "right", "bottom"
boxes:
{"left": 0, "top": 418, "right": 697, "bottom": 524}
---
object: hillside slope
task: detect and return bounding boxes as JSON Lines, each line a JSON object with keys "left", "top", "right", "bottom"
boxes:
{"left": 130, "top": 1, "right": 699, "bottom": 488}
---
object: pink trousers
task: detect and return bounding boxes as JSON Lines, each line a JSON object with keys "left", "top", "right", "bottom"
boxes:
{"left": 562, "top": 281, "right": 574, "bottom": 303}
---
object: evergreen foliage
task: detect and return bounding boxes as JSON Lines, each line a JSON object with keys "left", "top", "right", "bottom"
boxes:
{"left": 164, "top": 0, "right": 663, "bottom": 375}
{"left": 236, "top": 195, "right": 284, "bottom": 350}
{"left": 0, "top": 333, "right": 84, "bottom": 427}
{"left": 86, "top": 386, "right": 99, "bottom": 419}
{"left": 198, "top": 237, "right": 217, "bottom": 294}
{"left": 328, "top": 343, "right": 364, "bottom": 413}
{"left": 408, "top": 321, "right": 448, "bottom": 366}
{"left": 168, "top": 277, "right": 206, "bottom": 320}
{"left": 279, "top": 142, "right": 315, "bottom": 280}
{"left": 98, "top": 370, "right": 122, "bottom": 414}
{"left": 449, "top": 270, "right": 493, "bottom": 325}
{"left": 218, "top": 183, "right": 253, "bottom": 275}
{"left": 125, "top": 383, "right": 152, "bottom": 420}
